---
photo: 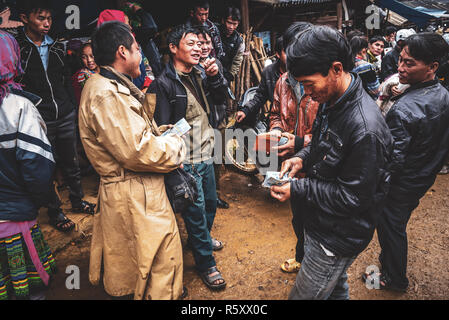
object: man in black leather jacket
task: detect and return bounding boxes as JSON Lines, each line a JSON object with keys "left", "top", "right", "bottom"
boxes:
{"left": 367, "top": 33, "right": 449, "bottom": 292}
{"left": 270, "top": 26, "right": 393, "bottom": 300}
{"left": 235, "top": 37, "right": 285, "bottom": 125}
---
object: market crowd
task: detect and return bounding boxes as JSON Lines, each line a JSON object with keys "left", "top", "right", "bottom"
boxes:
{"left": 0, "top": 0, "right": 448, "bottom": 300}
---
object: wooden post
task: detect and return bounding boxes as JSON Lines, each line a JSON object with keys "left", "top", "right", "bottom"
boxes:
{"left": 241, "top": 0, "right": 249, "bottom": 33}
{"left": 337, "top": 1, "right": 343, "bottom": 32}
{"left": 250, "top": 51, "right": 262, "bottom": 82}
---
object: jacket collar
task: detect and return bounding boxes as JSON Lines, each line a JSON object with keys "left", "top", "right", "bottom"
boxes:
{"left": 270, "top": 59, "right": 283, "bottom": 75}
{"left": 99, "top": 67, "right": 134, "bottom": 96}
{"left": 218, "top": 24, "right": 239, "bottom": 42}
{"left": 99, "top": 66, "right": 132, "bottom": 83}
{"left": 165, "top": 59, "right": 202, "bottom": 81}
{"left": 323, "top": 73, "right": 363, "bottom": 114}
{"left": 391, "top": 79, "right": 439, "bottom": 102}
{"left": 17, "top": 28, "right": 59, "bottom": 51}
{"left": 367, "top": 50, "right": 378, "bottom": 62}
{"left": 286, "top": 72, "right": 305, "bottom": 100}
{"left": 10, "top": 88, "right": 42, "bottom": 107}
{"left": 23, "top": 29, "right": 54, "bottom": 47}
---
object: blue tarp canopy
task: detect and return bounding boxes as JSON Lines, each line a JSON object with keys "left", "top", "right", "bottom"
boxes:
{"left": 375, "top": 0, "right": 448, "bottom": 27}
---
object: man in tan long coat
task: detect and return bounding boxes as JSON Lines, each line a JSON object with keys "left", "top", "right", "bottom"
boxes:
{"left": 78, "top": 21, "right": 186, "bottom": 300}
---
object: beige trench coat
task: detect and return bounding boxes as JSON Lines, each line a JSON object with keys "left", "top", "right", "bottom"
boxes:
{"left": 78, "top": 73, "right": 186, "bottom": 299}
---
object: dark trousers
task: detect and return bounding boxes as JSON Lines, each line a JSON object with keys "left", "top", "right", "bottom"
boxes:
{"left": 182, "top": 162, "right": 217, "bottom": 272}
{"left": 291, "top": 197, "right": 305, "bottom": 263}
{"left": 45, "top": 110, "right": 84, "bottom": 211}
{"left": 377, "top": 191, "right": 420, "bottom": 289}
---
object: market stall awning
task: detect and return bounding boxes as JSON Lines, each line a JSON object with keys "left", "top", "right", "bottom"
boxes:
{"left": 375, "top": 0, "right": 449, "bottom": 27}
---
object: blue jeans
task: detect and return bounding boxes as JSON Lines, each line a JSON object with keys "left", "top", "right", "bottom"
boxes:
{"left": 288, "top": 232, "right": 356, "bottom": 300}
{"left": 182, "top": 162, "right": 217, "bottom": 272}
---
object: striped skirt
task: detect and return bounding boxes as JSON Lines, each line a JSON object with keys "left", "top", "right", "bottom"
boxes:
{"left": 0, "top": 224, "right": 56, "bottom": 300}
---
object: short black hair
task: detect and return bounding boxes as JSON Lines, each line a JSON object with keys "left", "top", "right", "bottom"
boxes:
{"left": 275, "top": 36, "right": 284, "bottom": 54}
{"left": 17, "top": 0, "right": 52, "bottom": 16}
{"left": 223, "top": 7, "right": 241, "bottom": 22}
{"left": 286, "top": 25, "right": 354, "bottom": 77}
{"left": 369, "top": 35, "right": 386, "bottom": 45}
{"left": 197, "top": 25, "right": 212, "bottom": 39}
{"left": 346, "top": 29, "right": 364, "bottom": 42}
{"left": 191, "top": 0, "right": 210, "bottom": 10}
{"left": 350, "top": 36, "right": 368, "bottom": 56}
{"left": 78, "top": 42, "right": 93, "bottom": 56}
{"left": 404, "top": 32, "right": 449, "bottom": 65}
{"left": 167, "top": 24, "right": 200, "bottom": 53}
{"left": 91, "top": 21, "right": 134, "bottom": 66}
{"left": 283, "top": 21, "right": 313, "bottom": 50}
{"left": 384, "top": 26, "right": 397, "bottom": 36}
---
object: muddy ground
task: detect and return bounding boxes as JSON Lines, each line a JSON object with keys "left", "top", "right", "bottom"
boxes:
{"left": 46, "top": 169, "right": 449, "bottom": 300}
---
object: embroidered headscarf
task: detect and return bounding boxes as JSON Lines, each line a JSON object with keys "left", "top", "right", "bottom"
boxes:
{"left": 0, "top": 30, "right": 23, "bottom": 105}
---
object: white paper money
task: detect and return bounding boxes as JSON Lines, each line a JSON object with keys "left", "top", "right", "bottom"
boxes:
{"left": 262, "top": 171, "right": 296, "bottom": 188}
{"left": 161, "top": 118, "right": 191, "bottom": 137}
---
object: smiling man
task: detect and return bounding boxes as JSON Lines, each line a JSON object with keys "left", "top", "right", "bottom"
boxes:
{"left": 150, "top": 24, "right": 229, "bottom": 291}
{"left": 270, "top": 25, "right": 393, "bottom": 300}
{"left": 365, "top": 33, "right": 449, "bottom": 292}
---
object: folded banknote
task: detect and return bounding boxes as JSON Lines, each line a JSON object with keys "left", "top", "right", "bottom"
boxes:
{"left": 161, "top": 118, "right": 191, "bottom": 137}
{"left": 262, "top": 171, "right": 296, "bottom": 188}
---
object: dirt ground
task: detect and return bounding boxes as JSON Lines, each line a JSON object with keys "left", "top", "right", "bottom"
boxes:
{"left": 46, "top": 169, "right": 449, "bottom": 300}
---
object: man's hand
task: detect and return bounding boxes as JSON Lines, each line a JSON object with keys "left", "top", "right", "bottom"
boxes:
{"left": 272, "top": 132, "right": 295, "bottom": 157}
{"left": 235, "top": 111, "right": 246, "bottom": 122}
{"left": 204, "top": 58, "right": 219, "bottom": 77}
{"left": 270, "top": 182, "right": 291, "bottom": 202}
{"left": 269, "top": 129, "right": 282, "bottom": 138}
{"left": 280, "top": 157, "right": 303, "bottom": 179}
{"left": 158, "top": 124, "right": 173, "bottom": 134}
{"left": 304, "top": 134, "right": 312, "bottom": 147}
{"left": 391, "top": 85, "right": 402, "bottom": 97}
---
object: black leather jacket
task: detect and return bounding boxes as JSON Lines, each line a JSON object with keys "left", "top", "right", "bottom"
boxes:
{"left": 380, "top": 46, "right": 401, "bottom": 82}
{"left": 15, "top": 29, "right": 75, "bottom": 122}
{"left": 291, "top": 74, "right": 393, "bottom": 257}
{"left": 240, "top": 59, "right": 283, "bottom": 118}
{"left": 386, "top": 80, "right": 449, "bottom": 203}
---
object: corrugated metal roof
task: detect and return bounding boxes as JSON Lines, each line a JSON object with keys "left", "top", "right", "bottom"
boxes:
{"left": 401, "top": 0, "right": 449, "bottom": 11}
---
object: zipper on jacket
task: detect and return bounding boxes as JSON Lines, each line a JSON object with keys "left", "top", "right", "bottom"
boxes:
{"left": 44, "top": 69, "right": 58, "bottom": 120}
{"left": 48, "top": 42, "right": 61, "bottom": 120}
{"left": 304, "top": 98, "right": 310, "bottom": 129}
{"left": 25, "top": 40, "right": 60, "bottom": 120}
{"left": 293, "top": 83, "right": 304, "bottom": 136}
